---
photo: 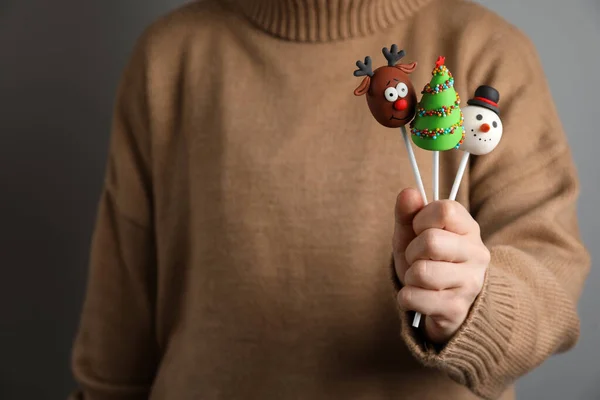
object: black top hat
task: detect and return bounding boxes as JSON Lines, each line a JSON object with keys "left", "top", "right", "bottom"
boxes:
{"left": 467, "top": 85, "right": 500, "bottom": 115}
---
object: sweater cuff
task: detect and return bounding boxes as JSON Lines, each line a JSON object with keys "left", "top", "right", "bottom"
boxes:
{"left": 396, "top": 263, "right": 523, "bottom": 399}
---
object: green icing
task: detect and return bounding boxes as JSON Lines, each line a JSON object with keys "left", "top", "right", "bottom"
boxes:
{"left": 412, "top": 107, "right": 461, "bottom": 130}
{"left": 418, "top": 90, "right": 456, "bottom": 109}
{"left": 412, "top": 126, "right": 463, "bottom": 151}
{"left": 430, "top": 73, "right": 451, "bottom": 86}
{"left": 411, "top": 61, "right": 464, "bottom": 152}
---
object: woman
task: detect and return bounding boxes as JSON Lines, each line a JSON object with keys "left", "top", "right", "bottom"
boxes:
{"left": 70, "top": 1, "right": 590, "bottom": 399}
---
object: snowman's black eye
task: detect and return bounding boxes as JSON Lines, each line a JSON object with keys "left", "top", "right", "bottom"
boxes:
{"left": 492, "top": 121, "right": 498, "bottom": 128}
{"left": 476, "top": 114, "right": 483, "bottom": 120}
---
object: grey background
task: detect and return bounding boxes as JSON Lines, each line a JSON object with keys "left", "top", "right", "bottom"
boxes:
{"left": 0, "top": 0, "right": 598, "bottom": 399}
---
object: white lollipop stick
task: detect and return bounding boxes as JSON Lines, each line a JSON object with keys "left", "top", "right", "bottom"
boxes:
{"left": 399, "top": 126, "right": 426, "bottom": 328}
{"left": 433, "top": 151, "right": 439, "bottom": 201}
{"left": 400, "top": 126, "right": 428, "bottom": 205}
{"left": 412, "top": 310, "right": 422, "bottom": 328}
{"left": 449, "top": 152, "right": 470, "bottom": 201}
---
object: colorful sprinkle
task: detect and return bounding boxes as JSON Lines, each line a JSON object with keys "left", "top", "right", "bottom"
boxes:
{"left": 421, "top": 77, "right": 455, "bottom": 94}
{"left": 432, "top": 65, "right": 450, "bottom": 76}
{"left": 416, "top": 93, "right": 461, "bottom": 117}
{"left": 410, "top": 114, "right": 465, "bottom": 140}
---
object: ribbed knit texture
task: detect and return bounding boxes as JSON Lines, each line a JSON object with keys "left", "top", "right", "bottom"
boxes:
{"left": 70, "top": 1, "right": 590, "bottom": 399}
{"left": 226, "top": 0, "right": 433, "bottom": 41}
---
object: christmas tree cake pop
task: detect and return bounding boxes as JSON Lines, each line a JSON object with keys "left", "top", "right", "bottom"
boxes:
{"left": 410, "top": 56, "right": 464, "bottom": 151}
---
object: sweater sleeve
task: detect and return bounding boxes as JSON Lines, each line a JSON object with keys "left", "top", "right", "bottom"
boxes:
{"left": 395, "top": 29, "right": 591, "bottom": 399}
{"left": 69, "top": 31, "right": 158, "bottom": 400}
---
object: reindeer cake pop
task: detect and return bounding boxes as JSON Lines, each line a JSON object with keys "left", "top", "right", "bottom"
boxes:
{"left": 353, "top": 44, "right": 418, "bottom": 128}
{"left": 353, "top": 45, "right": 428, "bottom": 208}
{"left": 448, "top": 85, "right": 503, "bottom": 200}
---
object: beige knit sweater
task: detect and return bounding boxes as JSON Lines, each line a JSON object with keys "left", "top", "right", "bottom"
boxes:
{"left": 70, "top": 1, "right": 590, "bottom": 399}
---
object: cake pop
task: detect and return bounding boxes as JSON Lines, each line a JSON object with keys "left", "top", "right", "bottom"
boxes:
{"left": 353, "top": 45, "right": 429, "bottom": 206}
{"left": 353, "top": 44, "right": 418, "bottom": 128}
{"left": 449, "top": 85, "right": 503, "bottom": 200}
{"left": 410, "top": 56, "right": 465, "bottom": 152}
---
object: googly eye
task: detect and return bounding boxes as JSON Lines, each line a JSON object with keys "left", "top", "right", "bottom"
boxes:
{"left": 384, "top": 87, "right": 399, "bottom": 102}
{"left": 395, "top": 82, "right": 409, "bottom": 98}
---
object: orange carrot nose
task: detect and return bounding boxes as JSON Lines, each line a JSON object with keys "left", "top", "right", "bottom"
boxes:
{"left": 394, "top": 98, "right": 408, "bottom": 111}
{"left": 480, "top": 123, "right": 490, "bottom": 133}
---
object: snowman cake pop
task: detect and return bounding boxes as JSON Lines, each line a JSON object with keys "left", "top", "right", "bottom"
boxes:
{"left": 460, "top": 85, "right": 503, "bottom": 155}
{"left": 448, "top": 85, "right": 503, "bottom": 200}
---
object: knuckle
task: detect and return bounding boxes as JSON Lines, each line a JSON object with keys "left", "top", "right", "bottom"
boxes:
{"left": 410, "top": 260, "right": 429, "bottom": 284}
{"left": 422, "top": 229, "right": 439, "bottom": 250}
{"left": 465, "top": 274, "right": 484, "bottom": 297}
{"left": 398, "top": 288, "right": 412, "bottom": 307}
{"left": 438, "top": 201, "right": 456, "bottom": 224}
{"left": 422, "top": 229, "right": 442, "bottom": 258}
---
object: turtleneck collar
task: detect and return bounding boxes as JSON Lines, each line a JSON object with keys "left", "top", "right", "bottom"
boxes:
{"left": 226, "top": 0, "right": 433, "bottom": 42}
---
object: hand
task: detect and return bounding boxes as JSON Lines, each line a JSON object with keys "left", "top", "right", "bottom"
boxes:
{"left": 392, "top": 188, "right": 490, "bottom": 344}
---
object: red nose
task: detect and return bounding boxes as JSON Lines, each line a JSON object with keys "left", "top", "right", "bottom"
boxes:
{"left": 394, "top": 98, "right": 408, "bottom": 111}
{"left": 480, "top": 123, "right": 490, "bottom": 133}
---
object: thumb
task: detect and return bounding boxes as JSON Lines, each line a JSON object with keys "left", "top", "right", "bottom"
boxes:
{"left": 393, "top": 188, "right": 425, "bottom": 283}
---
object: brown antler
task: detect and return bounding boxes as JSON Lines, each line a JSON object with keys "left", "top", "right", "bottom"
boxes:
{"left": 354, "top": 56, "right": 374, "bottom": 77}
{"left": 382, "top": 44, "right": 406, "bottom": 67}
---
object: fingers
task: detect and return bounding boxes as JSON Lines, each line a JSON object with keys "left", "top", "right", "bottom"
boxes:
{"left": 397, "top": 200, "right": 489, "bottom": 344}
{"left": 405, "top": 228, "right": 478, "bottom": 265}
{"left": 397, "top": 286, "right": 467, "bottom": 321}
{"left": 403, "top": 260, "right": 475, "bottom": 291}
{"left": 393, "top": 188, "right": 425, "bottom": 282}
{"left": 412, "top": 200, "right": 480, "bottom": 237}
{"left": 398, "top": 285, "right": 472, "bottom": 344}
{"left": 403, "top": 260, "right": 485, "bottom": 300}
